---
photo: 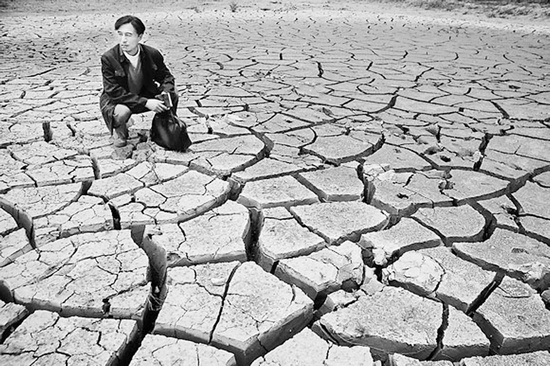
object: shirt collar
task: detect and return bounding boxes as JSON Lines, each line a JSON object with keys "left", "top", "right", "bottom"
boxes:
{"left": 118, "top": 44, "right": 142, "bottom": 63}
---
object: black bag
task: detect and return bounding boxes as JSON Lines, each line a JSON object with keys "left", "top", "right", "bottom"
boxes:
{"left": 150, "top": 111, "right": 192, "bottom": 152}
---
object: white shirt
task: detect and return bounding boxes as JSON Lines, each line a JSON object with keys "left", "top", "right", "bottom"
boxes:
{"left": 124, "top": 46, "right": 141, "bottom": 68}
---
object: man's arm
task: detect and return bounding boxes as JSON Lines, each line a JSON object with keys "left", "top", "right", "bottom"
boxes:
{"left": 101, "top": 54, "right": 148, "bottom": 109}
{"left": 152, "top": 50, "right": 176, "bottom": 94}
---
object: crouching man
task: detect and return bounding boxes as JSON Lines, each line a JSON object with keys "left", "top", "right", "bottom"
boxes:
{"left": 100, "top": 15, "right": 178, "bottom": 147}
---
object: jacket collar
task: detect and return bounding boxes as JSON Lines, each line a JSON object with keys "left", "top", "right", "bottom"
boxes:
{"left": 118, "top": 44, "right": 143, "bottom": 63}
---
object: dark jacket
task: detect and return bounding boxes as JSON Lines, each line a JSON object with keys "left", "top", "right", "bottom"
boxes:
{"left": 99, "top": 43, "right": 176, "bottom": 132}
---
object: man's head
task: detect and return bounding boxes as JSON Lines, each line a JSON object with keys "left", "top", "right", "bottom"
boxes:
{"left": 114, "top": 15, "right": 145, "bottom": 56}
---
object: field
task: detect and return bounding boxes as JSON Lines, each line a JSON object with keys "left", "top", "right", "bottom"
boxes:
{"left": 1, "top": 0, "right": 549, "bottom": 19}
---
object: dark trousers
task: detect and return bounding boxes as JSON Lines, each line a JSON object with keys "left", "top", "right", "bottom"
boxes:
{"left": 100, "top": 91, "right": 179, "bottom": 138}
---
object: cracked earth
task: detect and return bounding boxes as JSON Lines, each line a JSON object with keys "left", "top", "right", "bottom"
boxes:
{"left": 0, "top": 0, "right": 550, "bottom": 365}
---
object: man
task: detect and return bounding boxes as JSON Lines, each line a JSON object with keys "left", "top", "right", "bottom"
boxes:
{"left": 100, "top": 15, "right": 178, "bottom": 147}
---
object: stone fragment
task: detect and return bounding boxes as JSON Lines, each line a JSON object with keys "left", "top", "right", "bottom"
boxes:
{"left": 0, "top": 150, "right": 34, "bottom": 190}
{"left": 7, "top": 141, "right": 79, "bottom": 165}
{"left": 156, "top": 262, "right": 313, "bottom": 364}
{"left": 459, "top": 351, "right": 550, "bottom": 366}
{"left": 275, "top": 241, "right": 364, "bottom": 298}
{"left": 290, "top": 201, "right": 388, "bottom": 245}
{"left": 25, "top": 156, "right": 95, "bottom": 186}
{"left": 147, "top": 143, "right": 194, "bottom": 164}
{"left": 87, "top": 172, "right": 145, "bottom": 200}
{"left": 251, "top": 328, "right": 374, "bottom": 366}
{"left": 421, "top": 136, "right": 481, "bottom": 170}
{"left": 95, "top": 158, "right": 139, "bottom": 178}
{"left": 252, "top": 113, "right": 311, "bottom": 134}
{"left": 412, "top": 205, "right": 486, "bottom": 245}
{"left": 0, "top": 299, "right": 28, "bottom": 340}
{"left": 237, "top": 175, "right": 319, "bottom": 209}
{"left": 533, "top": 171, "right": 550, "bottom": 187}
{"left": 438, "top": 135, "right": 481, "bottom": 161}
{"left": 33, "top": 195, "right": 114, "bottom": 246}
{"left": 420, "top": 247, "right": 496, "bottom": 312}
{"left": 472, "top": 277, "right": 550, "bottom": 354}
{"left": 513, "top": 181, "right": 550, "bottom": 219}
{"left": 199, "top": 114, "right": 252, "bottom": 135}
{"left": 143, "top": 200, "right": 249, "bottom": 266}
{"left": 189, "top": 135, "right": 266, "bottom": 175}
{"left": 315, "top": 286, "right": 441, "bottom": 360}
{"left": 257, "top": 208, "right": 326, "bottom": 271}
{"left": 441, "top": 170, "right": 509, "bottom": 204}
{"left": 118, "top": 170, "right": 231, "bottom": 227}
{"left": 383, "top": 251, "right": 444, "bottom": 296}
{"left": 0, "top": 183, "right": 83, "bottom": 218}
{"left": 125, "top": 161, "right": 188, "bottom": 186}
{"left": 269, "top": 143, "right": 325, "bottom": 168}
{"left": 480, "top": 150, "right": 547, "bottom": 183}
{"left": 369, "top": 170, "right": 452, "bottom": 217}
{"left": 0, "top": 310, "right": 139, "bottom": 365}
{"left": 129, "top": 334, "right": 236, "bottom": 366}
{"left": 297, "top": 165, "right": 365, "bottom": 201}
{"left": 318, "top": 289, "right": 363, "bottom": 316}
{"left": 265, "top": 128, "right": 315, "bottom": 148}
{"left": 510, "top": 126, "right": 550, "bottom": 141}
{"left": 69, "top": 118, "right": 112, "bottom": 137}
{"left": 453, "top": 229, "right": 550, "bottom": 290}
{"left": 390, "top": 353, "right": 453, "bottom": 365}
{"left": 394, "top": 96, "right": 457, "bottom": 115}
{"left": 232, "top": 158, "right": 312, "bottom": 183}
{"left": 518, "top": 215, "right": 550, "bottom": 243}
{"left": 487, "top": 135, "right": 549, "bottom": 163}
{"left": 303, "top": 134, "right": 381, "bottom": 164}
{"left": 0, "top": 122, "right": 43, "bottom": 147}
{"left": 359, "top": 218, "right": 442, "bottom": 266}
{"left": 53, "top": 131, "right": 113, "bottom": 155}
{"left": 154, "top": 263, "right": 236, "bottom": 342}
{"left": 345, "top": 95, "right": 391, "bottom": 113}
{"left": 439, "top": 306, "right": 489, "bottom": 360}
{"left": 364, "top": 144, "right": 432, "bottom": 171}
{"left": 0, "top": 228, "right": 32, "bottom": 267}
{"left": 0, "top": 230, "right": 149, "bottom": 318}
{"left": 301, "top": 93, "right": 351, "bottom": 107}
{"left": 495, "top": 100, "right": 549, "bottom": 121}
{"left": 0, "top": 208, "right": 17, "bottom": 235}
{"left": 370, "top": 177, "right": 431, "bottom": 217}
{"left": 476, "top": 195, "right": 519, "bottom": 231}
{"left": 213, "top": 262, "right": 313, "bottom": 364}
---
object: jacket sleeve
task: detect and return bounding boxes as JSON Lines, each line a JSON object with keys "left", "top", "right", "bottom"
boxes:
{"left": 152, "top": 50, "right": 176, "bottom": 94}
{"left": 101, "top": 54, "right": 148, "bottom": 109}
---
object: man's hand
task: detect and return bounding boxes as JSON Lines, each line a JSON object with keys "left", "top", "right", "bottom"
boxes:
{"left": 146, "top": 99, "right": 169, "bottom": 113}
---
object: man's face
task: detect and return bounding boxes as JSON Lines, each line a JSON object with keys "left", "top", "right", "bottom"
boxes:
{"left": 117, "top": 23, "right": 142, "bottom": 56}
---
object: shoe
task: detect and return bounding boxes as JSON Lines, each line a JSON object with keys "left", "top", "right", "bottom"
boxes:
{"left": 113, "top": 137, "right": 127, "bottom": 147}
{"left": 113, "top": 123, "right": 129, "bottom": 147}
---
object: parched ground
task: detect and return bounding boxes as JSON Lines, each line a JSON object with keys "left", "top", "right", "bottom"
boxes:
{"left": 1, "top": 1, "right": 550, "bottom": 365}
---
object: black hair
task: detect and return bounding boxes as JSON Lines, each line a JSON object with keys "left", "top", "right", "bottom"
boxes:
{"left": 114, "top": 15, "right": 146, "bottom": 35}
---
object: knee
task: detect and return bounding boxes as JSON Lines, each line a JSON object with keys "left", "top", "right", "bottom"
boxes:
{"left": 113, "top": 105, "right": 132, "bottom": 127}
